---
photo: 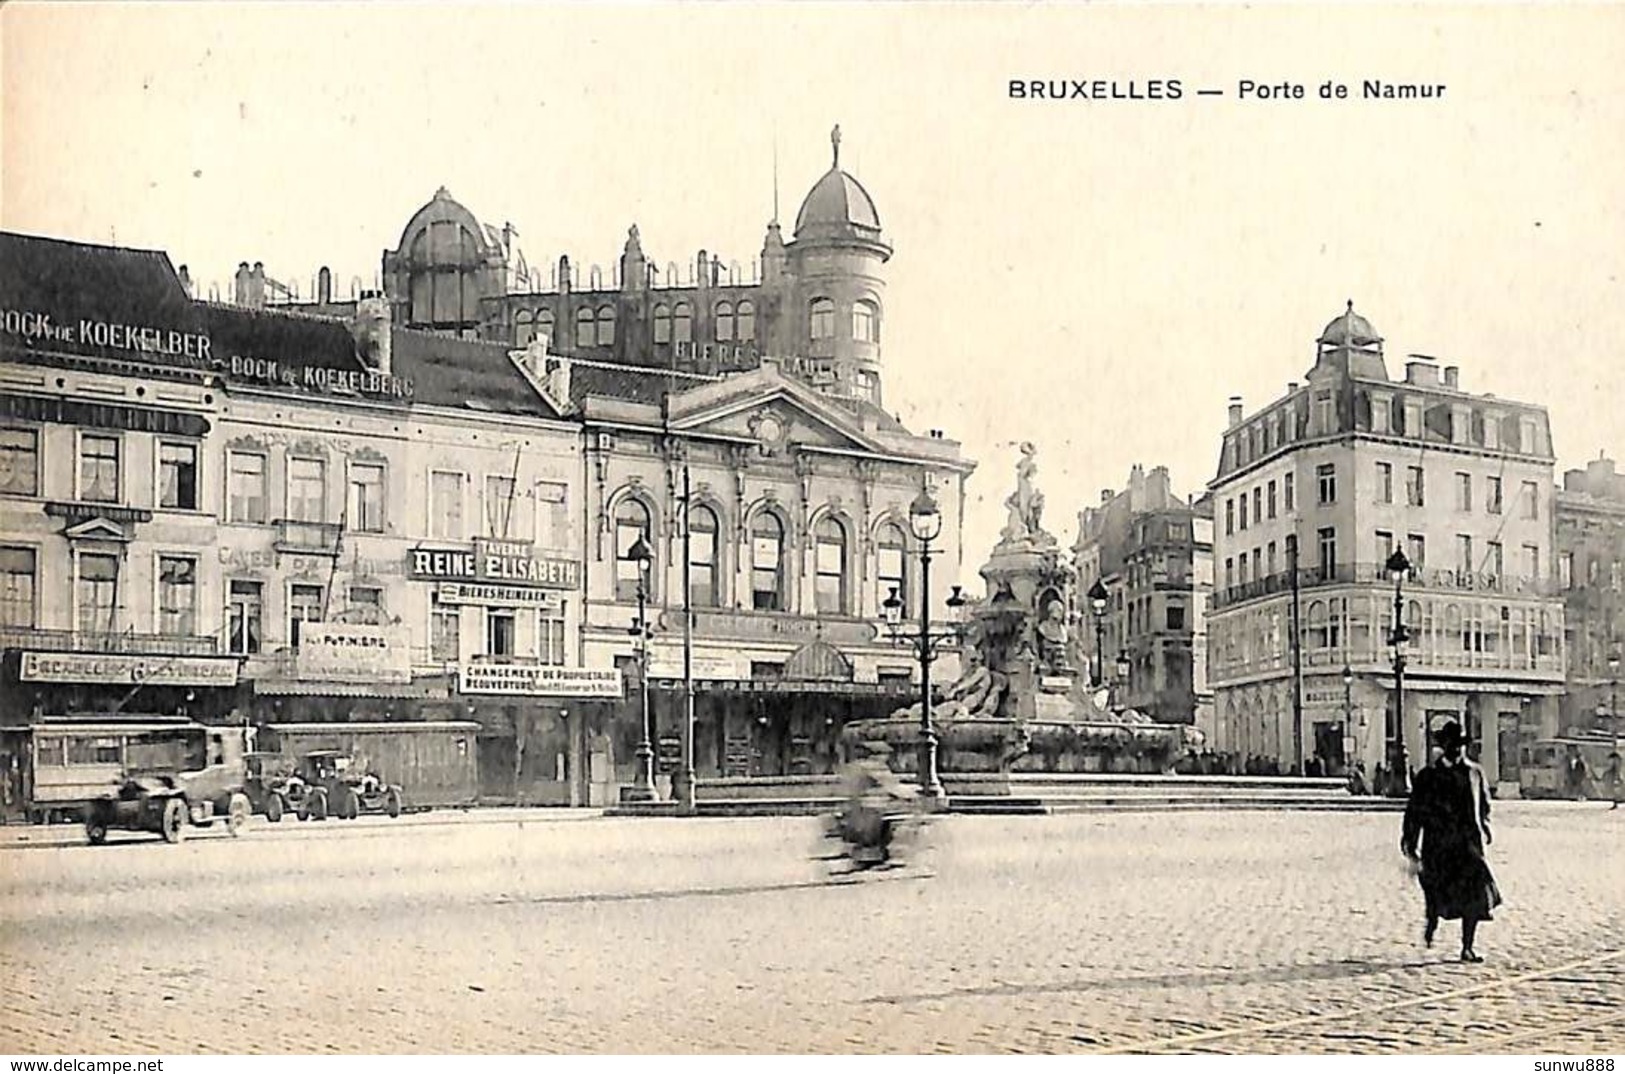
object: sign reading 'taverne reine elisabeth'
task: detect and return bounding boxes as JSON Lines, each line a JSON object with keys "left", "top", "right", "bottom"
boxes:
{"left": 408, "top": 541, "right": 580, "bottom": 590}
{"left": 20, "top": 652, "right": 240, "bottom": 687}
{"left": 458, "top": 664, "right": 622, "bottom": 697}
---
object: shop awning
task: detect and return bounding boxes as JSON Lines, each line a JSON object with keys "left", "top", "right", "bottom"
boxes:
{"left": 251, "top": 679, "right": 443, "bottom": 699}
{"left": 650, "top": 678, "right": 914, "bottom": 697}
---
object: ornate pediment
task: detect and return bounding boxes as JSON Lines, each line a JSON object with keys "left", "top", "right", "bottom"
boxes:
{"left": 63, "top": 516, "right": 132, "bottom": 542}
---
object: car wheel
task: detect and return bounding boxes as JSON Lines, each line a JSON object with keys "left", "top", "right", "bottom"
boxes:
{"left": 85, "top": 812, "right": 108, "bottom": 846}
{"left": 309, "top": 789, "right": 328, "bottom": 822}
{"left": 265, "top": 793, "right": 284, "bottom": 823}
{"left": 384, "top": 788, "right": 402, "bottom": 818}
{"left": 227, "top": 793, "right": 250, "bottom": 837}
{"left": 160, "top": 798, "right": 187, "bottom": 844}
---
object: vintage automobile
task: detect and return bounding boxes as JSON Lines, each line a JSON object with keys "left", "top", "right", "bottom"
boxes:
{"left": 243, "top": 751, "right": 296, "bottom": 822}
{"left": 288, "top": 750, "right": 404, "bottom": 820}
{"left": 83, "top": 726, "right": 254, "bottom": 845}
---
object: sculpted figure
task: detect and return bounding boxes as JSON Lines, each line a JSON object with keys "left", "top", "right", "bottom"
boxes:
{"left": 1001, "top": 442, "right": 1046, "bottom": 543}
{"left": 1036, "top": 599, "right": 1069, "bottom": 671}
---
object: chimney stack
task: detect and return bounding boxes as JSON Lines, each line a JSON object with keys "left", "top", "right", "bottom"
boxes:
{"left": 1443, "top": 365, "right": 1459, "bottom": 389}
{"left": 351, "top": 293, "right": 393, "bottom": 374}
{"left": 318, "top": 267, "right": 333, "bottom": 305}
{"left": 1228, "top": 396, "right": 1244, "bottom": 428}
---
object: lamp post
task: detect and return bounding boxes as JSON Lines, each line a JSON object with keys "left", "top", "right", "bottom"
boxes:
{"left": 1341, "top": 664, "right": 1354, "bottom": 775}
{"left": 1384, "top": 547, "right": 1413, "bottom": 797}
{"left": 1611, "top": 649, "right": 1622, "bottom": 810}
{"left": 1112, "top": 650, "right": 1131, "bottom": 713}
{"left": 881, "top": 487, "right": 968, "bottom": 805}
{"left": 624, "top": 534, "right": 656, "bottom": 802}
{"left": 1088, "top": 579, "right": 1108, "bottom": 688}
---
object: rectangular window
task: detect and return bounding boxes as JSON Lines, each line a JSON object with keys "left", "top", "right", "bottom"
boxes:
{"left": 878, "top": 543, "right": 906, "bottom": 614}
{"left": 348, "top": 462, "right": 386, "bottom": 533}
{"left": 1238, "top": 496, "right": 1248, "bottom": 531}
{"left": 690, "top": 516, "right": 717, "bottom": 608}
{"left": 431, "top": 471, "right": 464, "bottom": 540}
{"left": 0, "top": 428, "right": 39, "bottom": 496}
{"left": 0, "top": 547, "right": 37, "bottom": 627}
{"left": 1376, "top": 462, "right": 1393, "bottom": 504}
{"left": 430, "top": 599, "right": 460, "bottom": 662}
{"left": 79, "top": 434, "right": 120, "bottom": 503}
{"left": 1524, "top": 544, "right": 1540, "bottom": 583}
{"left": 1457, "top": 535, "right": 1473, "bottom": 577}
{"left": 485, "top": 474, "right": 532, "bottom": 541}
{"left": 158, "top": 442, "right": 198, "bottom": 510}
{"left": 287, "top": 458, "right": 327, "bottom": 523}
{"left": 157, "top": 556, "right": 197, "bottom": 636}
{"left": 227, "top": 452, "right": 267, "bottom": 523}
{"left": 1375, "top": 530, "right": 1394, "bottom": 563}
{"left": 1560, "top": 551, "right": 1574, "bottom": 590}
{"left": 1408, "top": 534, "right": 1427, "bottom": 572}
{"left": 538, "top": 603, "right": 566, "bottom": 666}
{"left": 289, "top": 583, "right": 324, "bottom": 648}
{"left": 1252, "top": 488, "right": 1262, "bottom": 525}
{"left": 1267, "top": 480, "right": 1277, "bottom": 519}
{"left": 536, "top": 481, "right": 570, "bottom": 550}
{"left": 1225, "top": 499, "right": 1234, "bottom": 536}
{"left": 1317, "top": 527, "right": 1337, "bottom": 578}
{"left": 1486, "top": 540, "right": 1503, "bottom": 579}
{"left": 1522, "top": 480, "right": 1540, "bottom": 520}
{"left": 487, "top": 608, "right": 517, "bottom": 657}
{"left": 1284, "top": 473, "right": 1295, "bottom": 511}
{"left": 1251, "top": 548, "right": 1261, "bottom": 581}
{"left": 1266, "top": 541, "right": 1277, "bottom": 576}
{"left": 1224, "top": 557, "right": 1234, "bottom": 589}
{"left": 815, "top": 535, "right": 845, "bottom": 614}
{"left": 348, "top": 586, "right": 382, "bottom": 612}
{"left": 76, "top": 553, "right": 119, "bottom": 633}
{"left": 1166, "top": 605, "right": 1186, "bottom": 631}
{"left": 1487, "top": 476, "right": 1503, "bottom": 515}
{"left": 752, "top": 534, "right": 782, "bottom": 612}
{"left": 1455, "top": 472, "right": 1472, "bottom": 512}
{"left": 1316, "top": 463, "right": 1336, "bottom": 505}
{"left": 227, "top": 580, "right": 262, "bottom": 655}
{"left": 1315, "top": 391, "right": 1334, "bottom": 433}
{"left": 1406, "top": 466, "right": 1425, "bottom": 507}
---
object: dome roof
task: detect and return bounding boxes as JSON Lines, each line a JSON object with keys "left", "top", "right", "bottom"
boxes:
{"left": 395, "top": 187, "right": 491, "bottom": 256}
{"left": 793, "top": 125, "right": 883, "bottom": 239}
{"left": 1319, "top": 301, "right": 1382, "bottom": 347}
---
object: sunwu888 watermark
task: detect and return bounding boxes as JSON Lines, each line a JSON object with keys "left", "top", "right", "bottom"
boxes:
{"left": 1534, "top": 1060, "right": 1616, "bottom": 1071}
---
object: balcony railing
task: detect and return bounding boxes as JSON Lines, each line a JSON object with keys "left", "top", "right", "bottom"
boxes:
{"left": 273, "top": 519, "right": 344, "bottom": 556}
{"left": 1212, "top": 561, "right": 1560, "bottom": 611}
{"left": 0, "top": 627, "right": 220, "bottom": 656}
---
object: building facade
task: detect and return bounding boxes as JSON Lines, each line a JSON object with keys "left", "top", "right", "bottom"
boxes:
{"left": 1206, "top": 304, "right": 1565, "bottom": 787}
{"left": 1555, "top": 454, "right": 1625, "bottom": 734}
{"left": 1070, "top": 465, "right": 1213, "bottom": 725}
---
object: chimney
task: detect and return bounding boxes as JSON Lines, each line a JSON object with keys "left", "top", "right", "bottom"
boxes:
{"left": 1287, "top": 381, "right": 1298, "bottom": 393}
{"left": 1443, "top": 365, "right": 1459, "bottom": 389}
{"left": 1100, "top": 489, "right": 1113, "bottom": 505}
{"left": 351, "top": 292, "right": 393, "bottom": 374}
{"left": 543, "top": 353, "right": 572, "bottom": 407}
{"left": 234, "top": 262, "right": 252, "bottom": 305}
{"left": 1404, "top": 359, "right": 1439, "bottom": 386}
{"left": 1227, "top": 396, "right": 1244, "bottom": 428}
{"left": 250, "top": 262, "right": 267, "bottom": 308}
{"left": 177, "top": 265, "right": 193, "bottom": 297}
{"left": 318, "top": 266, "right": 333, "bottom": 304}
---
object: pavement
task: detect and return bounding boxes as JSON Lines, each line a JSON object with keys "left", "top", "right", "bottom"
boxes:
{"left": 1, "top": 801, "right": 1622, "bottom": 1054}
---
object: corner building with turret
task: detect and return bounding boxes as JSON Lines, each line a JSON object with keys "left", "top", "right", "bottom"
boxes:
{"left": 1205, "top": 304, "right": 1565, "bottom": 792}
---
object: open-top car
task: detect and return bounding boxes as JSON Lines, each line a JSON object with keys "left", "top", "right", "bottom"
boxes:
{"left": 285, "top": 750, "right": 404, "bottom": 821}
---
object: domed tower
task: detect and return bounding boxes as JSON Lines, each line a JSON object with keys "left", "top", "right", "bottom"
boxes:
{"left": 381, "top": 187, "right": 506, "bottom": 338}
{"left": 786, "top": 125, "right": 892, "bottom": 406}
{"left": 1312, "top": 300, "right": 1389, "bottom": 381}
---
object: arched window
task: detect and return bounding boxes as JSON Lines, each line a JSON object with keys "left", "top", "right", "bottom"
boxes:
{"left": 575, "top": 307, "right": 595, "bottom": 349}
{"left": 750, "top": 512, "right": 785, "bottom": 612}
{"left": 736, "top": 301, "right": 756, "bottom": 342}
{"left": 809, "top": 298, "right": 835, "bottom": 341}
{"left": 536, "top": 309, "right": 555, "bottom": 344}
{"left": 614, "top": 498, "right": 653, "bottom": 603}
{"left": 595, "top": 305, "right": 616, "bottom": 346}
{"left": 673, "top": 303, "right": 693, "bottom": 344}
{"left": 814, "top": 517, "right": 848, "bottom": 615}
{"left": 852, "top": 300, "right": 879, "bottom": 344}
{"left": 876, "top": 523, "right": 908, "bottom": 615}
{"left": 1307, "top": 600, "right": 1328, "bottom": 649}
{"left": 715, "top": 302, "right": 735, "bottom": 342}
{"left": 689, "top": 505, "right": 719, "bottom": 607}
{"left": 515, "top": 310, "right": 535, "bottom": 347}
{"left": 653, "top": 304, "right": 672, "bottom": 344}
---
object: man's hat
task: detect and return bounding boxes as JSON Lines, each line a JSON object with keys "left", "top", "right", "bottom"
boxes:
{"left": 1433, "top": 720, "right": 1466, "bottom": 749}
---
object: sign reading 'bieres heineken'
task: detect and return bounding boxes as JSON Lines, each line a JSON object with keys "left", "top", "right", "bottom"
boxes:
{"left": 408, "top": 540, "right": 580, "bottom": 590}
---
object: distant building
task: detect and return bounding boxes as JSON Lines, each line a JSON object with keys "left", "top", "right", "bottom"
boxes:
{"left": 1071, "top": 465, "right": 1212, "bottom": 725}
{"left": 1555, "top": 454, "right": 1625, "bottom": 733}
{"left": 1206, "top": 303, "right": 1565, "bottom": 787}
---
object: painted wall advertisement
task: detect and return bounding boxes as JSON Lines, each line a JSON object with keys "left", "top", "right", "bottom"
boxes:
{"left": 295, "top": 623, "right": 412, "bottom": 684}
{"left": 459, "top": 664, "right": 623, "bottom": 697}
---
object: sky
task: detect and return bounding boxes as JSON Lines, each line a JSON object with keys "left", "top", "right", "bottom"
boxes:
{"left": 4, "top": 2, "right": 1624, "bottom": 570}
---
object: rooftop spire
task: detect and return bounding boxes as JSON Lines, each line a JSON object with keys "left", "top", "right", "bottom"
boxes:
{"left": 831, "top": 123, "right": 841, "bottom": 169}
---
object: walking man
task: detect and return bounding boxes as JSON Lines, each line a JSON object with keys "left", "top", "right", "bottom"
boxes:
{"left": 1401, "top": 721, "right": 1502, "bottom": 963}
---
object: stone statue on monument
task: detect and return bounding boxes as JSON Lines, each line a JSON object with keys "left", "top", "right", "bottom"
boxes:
{"left": 1000, "top": 442, "right": 1049, "bottom": 546}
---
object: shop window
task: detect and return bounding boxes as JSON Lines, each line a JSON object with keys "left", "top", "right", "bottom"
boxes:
{"left": 0, "top": 547, "right": 37, "bottom": 628}
{"left": 158, "top": 442, "right": 198, "bottom": 510}
{"left": 0, "top": 428, "right": 38, "bottom": 496}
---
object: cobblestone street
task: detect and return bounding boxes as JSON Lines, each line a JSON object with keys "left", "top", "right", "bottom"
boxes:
{"left": 2, "top": 803, "right": 1623, "bottom": 1054}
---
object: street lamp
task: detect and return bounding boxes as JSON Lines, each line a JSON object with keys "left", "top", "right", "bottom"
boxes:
{"left": 882, "top": 487, "right": 969, "bottom": 805}
{"left": 1112, "top": 649, "right": 1131, "bottom": 713}
{"left": 1384, "top": 547, "right": 1413, "bottom": 798}
{"left": 1088, "top": 579, "right": 1109, "bottom": 688}
{"left": 624, "top": 533, "right": 656, "bottom": 803}
{"left": 1341, "top": 664, "right": 1355, "bottom": 775}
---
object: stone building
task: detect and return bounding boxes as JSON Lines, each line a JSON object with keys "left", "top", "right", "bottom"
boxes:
{"left": 1070, "top": 465, "right": 1213, "bottom": 725}
{"left": 1205, "top": 303, "right": 1565, "bottom": 787}
{"left": 1555, "top": 454, "right": 1625, "bottom": 733}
